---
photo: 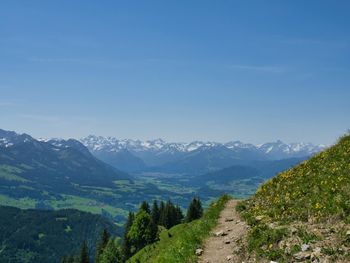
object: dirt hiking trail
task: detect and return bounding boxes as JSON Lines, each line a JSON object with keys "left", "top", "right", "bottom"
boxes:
{"left": 198, "top": 199, "right": 250, "bottom": 263}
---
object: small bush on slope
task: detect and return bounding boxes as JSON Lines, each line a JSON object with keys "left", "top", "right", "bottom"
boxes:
{"left": 238, "top": 134, "right": 350, "bottom": 261}
{"left": 127, "top": 195, "right": 230, "bottom": 263}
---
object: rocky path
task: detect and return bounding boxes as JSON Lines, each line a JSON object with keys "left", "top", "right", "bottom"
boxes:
{"left": 198, "top": 199, "right": 249, "bottom": 263}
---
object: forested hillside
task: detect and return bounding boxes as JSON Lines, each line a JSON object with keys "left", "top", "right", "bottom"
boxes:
{"left": 0, "top": 206, "right": 122, "bottom": 263}
{"left": 60, "top": 196, "right": 209, "bottom": 263}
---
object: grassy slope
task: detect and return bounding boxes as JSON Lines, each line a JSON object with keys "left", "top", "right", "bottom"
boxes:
{"left": 238, "top": 135, "right": 350, "bottom": 261}
{"left": 128, "top": 195, "right": 230, "bottom": 263}
{"left": 244, "top": 135, "right": 350, "bottom": 222}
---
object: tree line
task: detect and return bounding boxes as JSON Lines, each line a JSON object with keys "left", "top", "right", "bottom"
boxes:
{"left": 61, "top": 197, "right": 203, "bottom": 263}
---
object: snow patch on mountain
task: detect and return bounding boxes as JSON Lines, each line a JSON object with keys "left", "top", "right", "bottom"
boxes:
{"left": 0, "top": 129, "right": 35, "bottom": 148}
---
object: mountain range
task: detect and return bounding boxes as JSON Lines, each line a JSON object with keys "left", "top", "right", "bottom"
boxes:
{"left": 0, "top": 129, "right": 129, "bottom": 190}
{"left": 80, "top": 135, "right": 325, "bottom": 173}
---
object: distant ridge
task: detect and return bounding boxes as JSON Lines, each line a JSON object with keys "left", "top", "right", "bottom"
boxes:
{"left": 80, "top": 135, "right": 325, "bottom": 173}
{"left": 80, "top": 135, "right": 324, "bottom": 158}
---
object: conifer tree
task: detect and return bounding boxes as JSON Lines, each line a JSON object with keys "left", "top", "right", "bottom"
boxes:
{"left": 186, "top": 197, "right": 203, "bottom": 222}
{"left": 70, "top": 255, "right": 77, "bottom": 263}
{"left": 169, "top": 200, "right": 179, "bottom": 228}
{"left": 127, "top": 210, "right": 157, "bottom": 254}
{"left": 95, "top": 229, "right": 110, "bottom": 263}
{"left": 61, "top": 256, "right": 68, "bottom": 263}
{"left": 161, "top": 201, "right": 171, "bottom": 228}
{"left": 157, "top": 200, "right": 183, "bottom": 229}
{"left": 99, "top": 238, "right": 122, "bottom": 263}
{"left": 175, "top": 205, "right": 184, "bottom": 224}
{"left": 62, "top": 255, "right": 76, "bottom": 263}
{"left": 140, "top": 201, "right": 150, "bottom": 214}
{"left": 151, "top": 200, "right": 160, "bottom": 225}
{"left": 121, "top": 212, "right": 134, "bottom": 262}
{"left": 79, "top": 240, "right": 90, "bottom": 263}
{"left": 158, "top": 201, "right": 166, "bottom": 226}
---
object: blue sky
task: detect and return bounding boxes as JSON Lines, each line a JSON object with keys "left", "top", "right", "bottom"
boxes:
{"left": 0, "top": 1, "right": 349, "bottom": 144}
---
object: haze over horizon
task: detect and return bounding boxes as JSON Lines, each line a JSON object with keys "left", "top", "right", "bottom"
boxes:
{"left": 1, "top": 1, "right": 349, "bottom": 145}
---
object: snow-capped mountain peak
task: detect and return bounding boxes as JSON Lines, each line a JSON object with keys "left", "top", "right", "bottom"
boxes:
{"left": 224, "top": 141, "right": 256, "bottom": 150}
{"left": 257, "top": 140, "right": 325, "bottom": 158}
{"left": 0, "top": 129, "right": 34, "bottom": 148}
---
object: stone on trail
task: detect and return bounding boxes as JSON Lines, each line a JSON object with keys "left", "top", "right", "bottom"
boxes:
{"left": 226, "top": 255, "right": 233, "bottom": 261}
{"left": 301, "top": 243, "right": 310, "bottom": 252}
{"left": 290, "top": 226, "right": 298, "bottom": 234}
{"left": 293, "top": 251, "right": 311, "bottom": 261}
{"left": 311, "top": 247, "right": 321, "bottom": 260}
{"left": 215, "top": 230, "right": 227, "bottom": 237}
{"left": 313, "top": 247, "right": 321, "bottom": 253}
{"left": 223, "top": 238, "right": 231, "bottom": 244}
{"left": 196, "top": 248, "right": 204, "bottom": 256}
